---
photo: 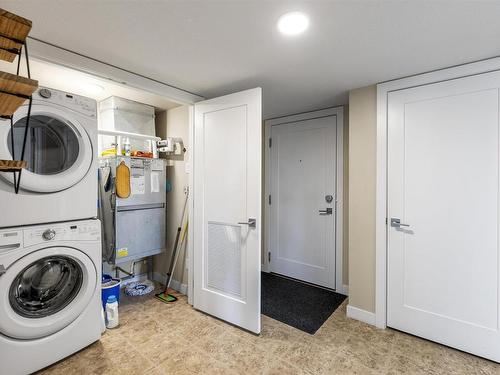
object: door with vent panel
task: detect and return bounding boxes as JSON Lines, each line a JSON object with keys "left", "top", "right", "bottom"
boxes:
{"left": 193, "top": 88, "right": 261, "bottom": 333}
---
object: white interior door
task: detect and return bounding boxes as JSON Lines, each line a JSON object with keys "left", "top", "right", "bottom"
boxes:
{"left": 270, "top": 116, "right": 336, "bottom": 289}
{"left": 193, "top": 88, "right": 261, "bottom": 334}
{"left": 387, "top": 71, "right": 500, "bottom": 362}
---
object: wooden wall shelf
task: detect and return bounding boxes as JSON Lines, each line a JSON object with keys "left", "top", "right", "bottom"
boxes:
{"left": 0, "top": 9, "right": 32, "bottom": 42}
{"left": 0, "top": 9, "right": 32, "bottom": 63}
{"left": 0, "top": 35, "right": 20, "bottom": 62}
{"left": 0, "top": 92, "right": 26, "bottom": 117}
{"left": 0, "top": 71, "right": 38, "bottom": 116}
{"left": 0, "top": 159, "right": 26, "bottom": 172}
{"left": 0, "top": 8, "right": 34, "bottom": 191}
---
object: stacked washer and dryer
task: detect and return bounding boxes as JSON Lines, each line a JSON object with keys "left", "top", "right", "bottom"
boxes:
{"left": 0, "top": 87, "right": 102, "bottom": 375}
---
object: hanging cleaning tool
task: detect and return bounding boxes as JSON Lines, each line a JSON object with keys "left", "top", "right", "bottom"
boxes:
{"left": 115, "top": 160, "right": 130, "bottom": 198}
{"left": 155, "top": 190, "right": 189, "bottom": 303}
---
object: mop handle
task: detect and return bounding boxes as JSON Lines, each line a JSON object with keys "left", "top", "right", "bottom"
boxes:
{"left": 167, "top": 218, "right": 189, "bottom": 290}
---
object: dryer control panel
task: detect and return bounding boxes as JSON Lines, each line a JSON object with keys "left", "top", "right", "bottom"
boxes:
{"left": 23, "top": 221, "right": 101, "bottom": 247}
{"left": 34, "top": 87, "right": 97, "bottom": 118}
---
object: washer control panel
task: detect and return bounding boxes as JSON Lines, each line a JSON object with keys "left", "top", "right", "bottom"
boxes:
{"left": 0, "top": 229, "right": 23, "bottom": 255}
{"left": 24, "top": 221, "right": 101, "bottom": 247}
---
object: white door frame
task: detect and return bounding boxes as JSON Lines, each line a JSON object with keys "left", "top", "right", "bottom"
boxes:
{"left": 264, "top": 106, "right": 346, "bottom": 295}
{"left": 376, "top": 56, "right": 500, "bottom": 328}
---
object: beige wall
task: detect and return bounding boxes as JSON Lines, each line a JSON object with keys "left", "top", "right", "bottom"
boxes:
{"left": 348, "top": 85, "right": 377, "bottom": 312}
{"left": 154, "top": 105, "right": 191, "bottom": 286}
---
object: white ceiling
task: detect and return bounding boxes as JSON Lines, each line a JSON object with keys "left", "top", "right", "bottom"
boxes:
{"left": 4, "top": 1, "right": 500, "bottom": 119}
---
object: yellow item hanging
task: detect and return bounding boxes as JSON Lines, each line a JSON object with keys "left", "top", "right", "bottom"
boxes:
{"left": 115, "top": 161, "right": 130, "bottom": 198}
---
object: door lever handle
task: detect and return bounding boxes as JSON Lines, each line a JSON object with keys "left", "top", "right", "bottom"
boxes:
{"left": 319, "top": 208, "right": 333, "bottom": 215}
{"left": 238, "top": 218, "right": 256, "bottom": 228}
{"left": 390, "top": 218, "right": 410, "bottom": 228}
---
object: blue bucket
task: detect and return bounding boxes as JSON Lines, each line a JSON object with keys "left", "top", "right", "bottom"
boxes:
{"left": 101, "top": 274, "right": 121, "bottom": 309}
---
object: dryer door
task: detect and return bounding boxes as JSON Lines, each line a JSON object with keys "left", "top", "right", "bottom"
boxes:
{"left": 0, "top": 246, "right": 97, "bottom": 339}
{"left": 0, "top": 104, "right": 93, "bottom": 193}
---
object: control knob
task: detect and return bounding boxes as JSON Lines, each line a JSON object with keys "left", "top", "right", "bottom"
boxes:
{"left": 42, "top": 229, "right": 56, "bottom": 241}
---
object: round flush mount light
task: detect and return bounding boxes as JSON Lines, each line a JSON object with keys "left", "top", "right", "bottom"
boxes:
{"left": 277, "top": 12, "right": 309, "bottom": 36}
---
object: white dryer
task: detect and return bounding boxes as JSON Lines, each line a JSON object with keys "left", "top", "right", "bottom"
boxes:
{"left": 0, "top": 219, "right": 101, "bottom": 375}
{"left": 0, "top": 87, "right": 98, "bottom": 228}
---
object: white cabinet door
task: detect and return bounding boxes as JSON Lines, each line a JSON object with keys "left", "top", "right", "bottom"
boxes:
{"left": 270, "top": 116, "right": 337, "bottom": 288}
{"left": 193, "top": 88, "right": 261, "bottom": 334}
{"left": 387, "top": 71, "right": 500, "bottom": 362}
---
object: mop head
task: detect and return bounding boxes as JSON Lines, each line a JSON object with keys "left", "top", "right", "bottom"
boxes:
{"left": 124, "top": 280, "right": 155, "bottom": 296}
{"left": 154, "top": 291, "right": 178, "bottom": 303}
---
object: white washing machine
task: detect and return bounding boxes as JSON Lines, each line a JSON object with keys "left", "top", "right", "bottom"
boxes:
{"left": 0, "top": 87, "right": 98, "bottom": 228}
{"left": 0, "top": 219, "right": 101, "bottom": 375}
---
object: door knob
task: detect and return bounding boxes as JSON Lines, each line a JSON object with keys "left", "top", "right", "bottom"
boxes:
{"left": 319, "top": 208, "right": 333, "bottom": 215}
{"left": 390, "top": 218, "right": 410, "bottom": 228}
{"left": 238, "top": 218, "right": 256, "bottom": 228}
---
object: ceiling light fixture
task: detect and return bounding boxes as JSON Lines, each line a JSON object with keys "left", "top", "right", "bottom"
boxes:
{"left": 277, "top": 12, "right": 309, "bottom": 36}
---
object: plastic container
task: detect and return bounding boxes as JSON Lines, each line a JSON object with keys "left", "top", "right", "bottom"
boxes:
{"left": 100, "top": 307, "right": 106, "bottom": 333}
{"left": 101, "top": 274, "right": 121, "bottom": 309}
{"left": 122, "top": 137, "right": 131, "bottom": 156}
{"left": 105, "top": 295, "right": 119, "bottom": 329}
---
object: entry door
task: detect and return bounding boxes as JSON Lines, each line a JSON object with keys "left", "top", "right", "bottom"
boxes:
{"left": 387, "top": 71, "right": 500, "bottom": 362}
{"left": 193, "top": 88, "right": 261, "bottom": 334}
{"left": 270, "top": 116, "right": 336, "bottom": 289}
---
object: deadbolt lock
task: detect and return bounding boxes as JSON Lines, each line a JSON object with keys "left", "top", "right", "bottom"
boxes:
{"left": 325, "top": 195, "right": 334, "bottom": 203}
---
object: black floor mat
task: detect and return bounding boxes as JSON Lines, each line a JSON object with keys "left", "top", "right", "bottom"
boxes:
{"left": 261, "top": 272, "right": 347, "bottom": 334}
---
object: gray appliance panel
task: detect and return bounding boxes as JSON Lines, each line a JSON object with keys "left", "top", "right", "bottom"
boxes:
{"left": 101, "top": 156, "right": 166, "bottom": 207}
{"left": 115, "top": 206, "right": 166, "bottom": 264}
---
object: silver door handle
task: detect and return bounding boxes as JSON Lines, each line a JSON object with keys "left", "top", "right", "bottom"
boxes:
{"left": 390, "top": 218, "right": 410, "bottom": 228}
{"left": 319, "top": 208, "right": 333, "bottom": 215}
{"left": 238, "top": 218, "right": 256, "bottom": 228}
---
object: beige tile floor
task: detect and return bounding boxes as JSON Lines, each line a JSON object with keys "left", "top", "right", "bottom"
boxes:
{"left": 39, "top": 288, "right": 500, "bottom": 375}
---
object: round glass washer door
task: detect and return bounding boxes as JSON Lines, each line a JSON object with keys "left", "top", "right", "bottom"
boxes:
{"left": 0, "top": 247, "right": 97, "bottom": 340}
{"left": 0, "top": 104, "right": 93, "bottom": 193}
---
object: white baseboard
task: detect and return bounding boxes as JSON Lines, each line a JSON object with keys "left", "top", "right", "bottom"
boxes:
{"left": 347, "top": 305, "right": 376, "bottom": 326}
{"left": 153, "top": 272, "right": 188, "bottom": 295}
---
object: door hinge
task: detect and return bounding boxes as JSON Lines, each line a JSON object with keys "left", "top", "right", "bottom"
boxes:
{"left": 268, "top": 194, "right": 271, "bottom": 205}
{"left": 269, "top": 138, "right": 272, "bottom": 148}
{"left": 268, "top": 252, "right": 271, "bottom": 262}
